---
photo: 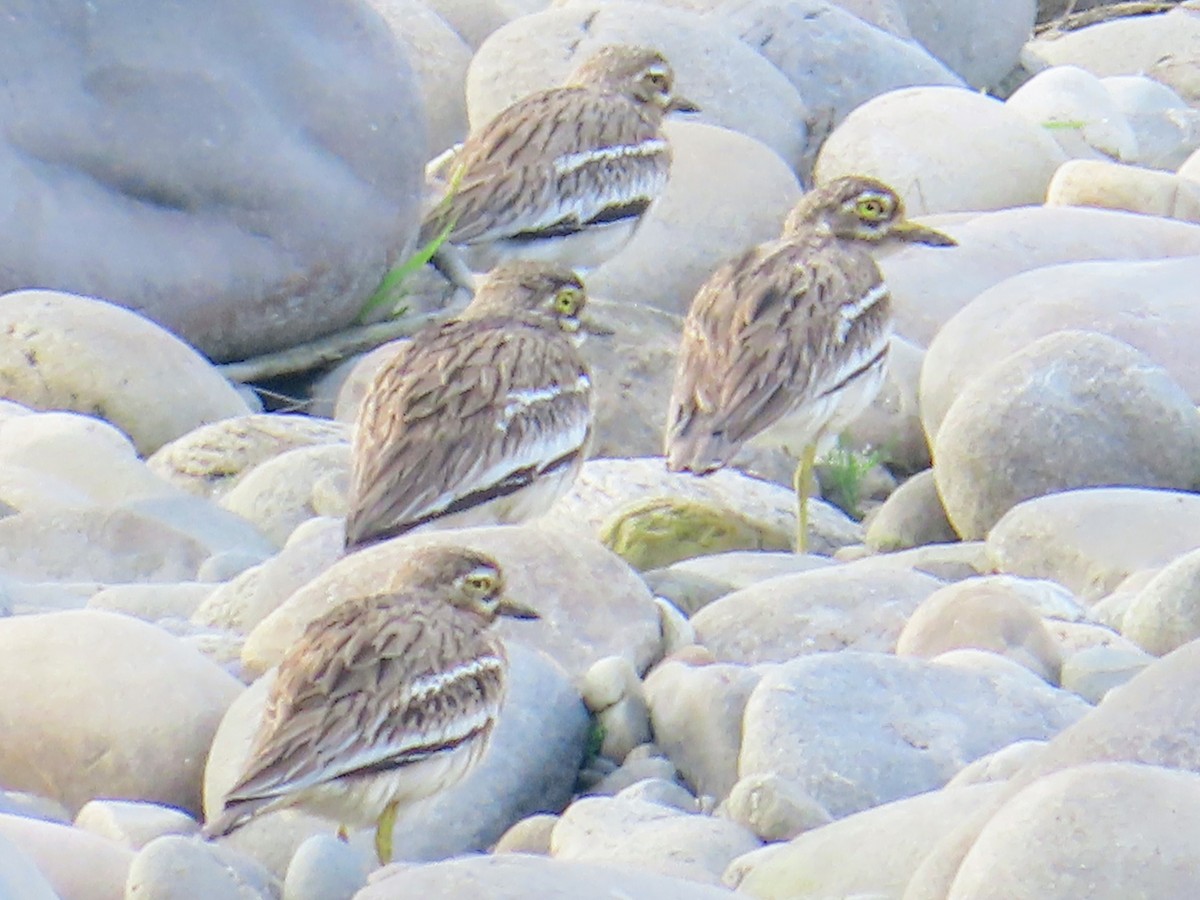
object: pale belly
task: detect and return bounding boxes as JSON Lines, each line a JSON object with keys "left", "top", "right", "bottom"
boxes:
{"left": 288, "top": 731, "right": 493, "bottom": 827}
{"left": 750, "top": 351, "right": 889, "bottom": 459}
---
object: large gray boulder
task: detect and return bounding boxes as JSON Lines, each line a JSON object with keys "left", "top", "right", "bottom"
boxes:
{"left": 677, "top": 0, "right": 963, "bottom": 134}
{"left": 739, "top": 652, "right": 1088, "bottom": 818}
{"left": 933, "top": 331, "right": 1200, "bottom": 540}
{"left": 920, "top": 255, "right": 1200, "bottom": 440}
{"left": 0, "top": 0, "right": 425, "bottom": 362}
{"left": 893, "top": 0, "right": 1036, "bottom": 90}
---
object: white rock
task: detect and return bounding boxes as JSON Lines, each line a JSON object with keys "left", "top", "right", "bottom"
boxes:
{"left": 218, "top": 443, "right": 350, "bottom": 545}
{"left": 0, "top": 610, "right": 241, "bottom": 815}
{"left": 282, "top": 833, "right": 368, "bottom": 900}
{"left": 356, "top": 853, "right": 740, "bottom": 899}
{"left": 1023, "top": 6, "right": 1200, "bottom": 105}
{"left": 897, "top": 578, "right": 1062, "bottom": 683}
{"left": 692, "top": 563, "right": 943, "bottom": 664}
{"left": 1121, "top": 547, "right": 1200, "bottom": 655}
{"left": 1047, "top": 158, "right": 1200, "bottom": 223}
{"left": 123, "top": 835, "right": 272, "bottom": 900}
{"left": 932, "top": 330, "right": 1200, "bottom": 540}
{"left": 1101, "top": 74, "right": 1200, "bottom": 170}
{"left": 885, "top": 205, "right": 1200, "bottom": 347}
{"left": 893, "top": 0, "right": 1035, "bottom": 89}
{"left": 644, "top": 660, "right": 767, "bottom": 801}
{"left": 920, "top": 255, "right": 1200, "bottom": 439}
{"left": 986, "top": 488, "right": 1200, "bottom": 602}
{"left": 738, "top": 652, "right": 1088, "bottom": 818}
{"left": 1060, "top": 645, "right": 1153, "bottom": 704}
{"left": 0, "top": 832, "right": 59, "bottom": 900}
{"left": 0, "top": 813, "right": 132, "bottom": 900}
{"left": 147, "top": 414, "right": 349, "bottom": 500}
{"left": 726, "top": 781, "right": 1004, "bottom": 897}
{"left": 677, "top": 0, "right": 962, "bottom": 136}
{"left": 0, "top": 290, "right": 249, "bottom": 455}
{"left": 948, "top": 762, "right": 1200, "bottom": 898}
{"left": 551, "top": 796, "right": 761, "bottom": 885}
{"left": 814, "top": 86, "right": 1067, "bottom": 215}
{"left": 1006, "top": 65, "right": 1137, "bottom": 161}
{"left": 365, "top": 0, "right": 471, "bottom": 157}
{"left": 74, "top": 800, "right": 198, "bottom": 851}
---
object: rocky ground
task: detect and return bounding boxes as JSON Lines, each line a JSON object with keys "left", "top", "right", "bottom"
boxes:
{"left": 3, "top": 0, "right": 1200, "bottom": 898}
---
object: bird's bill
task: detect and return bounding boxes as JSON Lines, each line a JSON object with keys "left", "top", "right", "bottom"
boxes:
{"left": 667, "top": 95, "right": 700, "bottom": 114}
{"left": 580, "top": 313, "right": 616, "bottom": 337}
{"left": 891, "top": 220, "right": 957, "bottom": 247}
{"left": 497, "top": 596, "right": 540, "bottom": 620}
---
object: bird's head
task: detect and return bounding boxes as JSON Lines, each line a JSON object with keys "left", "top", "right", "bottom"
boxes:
{"left": 400, "top": 545, "right": 539, "bottom": 622}
{"left": 463, "top": 260, "right": 609, "bottom": 340}
{"left": 784, "top": 176, "right": 957, "bottom": 247}
{"left": 567, "top": 45, "right": 699, "bottom": 118}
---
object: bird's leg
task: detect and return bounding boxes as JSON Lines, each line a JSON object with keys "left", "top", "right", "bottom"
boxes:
{"left": 375, "top": 801, "right": 400, "bottom": 866}
{"left": 793, "top": 442, "right": 817, "bottom": 553}
{"left": 430, "top": 244, "right": 478, "bottom": 295}
{"left": 336, "top": 824, "right": 349, "bottom": 843}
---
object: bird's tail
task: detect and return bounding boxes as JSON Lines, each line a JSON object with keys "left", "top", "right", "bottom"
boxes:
{"left": 201, "top": 796, "right": 274, "bottom": 840}
{"left": 664, "top": 416, "right": 740, "bottom": 475}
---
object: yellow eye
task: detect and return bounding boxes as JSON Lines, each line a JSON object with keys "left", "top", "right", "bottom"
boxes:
{"left": 465, "top": 574, "right": 495, "bottom": 593}
{"left": 554, "top": 287, "right": 582, "bottom": 315}
{"left": 856, "top": 196, "right": 889, "bottom": 220}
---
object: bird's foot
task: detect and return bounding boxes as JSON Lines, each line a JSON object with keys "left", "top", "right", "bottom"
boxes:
{"left": 374, "top": 802, "right": 400, "bottom": 865}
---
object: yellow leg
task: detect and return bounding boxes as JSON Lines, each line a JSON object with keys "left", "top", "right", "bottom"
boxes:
{"left": 375, "top": 801, "right": 400, "bottom": 865}
{"left": 793, "top": 443, "right": 817, "bottom": 554}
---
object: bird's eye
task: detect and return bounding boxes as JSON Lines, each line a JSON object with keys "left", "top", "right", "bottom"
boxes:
{"left": 465, "top": 574, "right": 495, "bottom": 593}
{"left": 554, "top": 287, "right": 582, "bottom": 315}
{"left": 646, "top": 70, "right": 669, "bottom": 90}
{"left": 855, "top": 196, "right": 889, "bottom": 220}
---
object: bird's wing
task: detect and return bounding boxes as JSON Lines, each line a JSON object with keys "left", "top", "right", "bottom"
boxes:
{"left": 221, "top": 598, "right": 507, "bottom": 804}
{"left": 344, "top": 320, "right": 592, "bottom": 548}
{"left": 665, "top": 236, "right": 888, "bottom": 472}
{"left": 421, "top": 89, "right": 671, "bottom": 246}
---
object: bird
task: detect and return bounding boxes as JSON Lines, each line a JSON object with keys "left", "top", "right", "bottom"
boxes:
{"left": 343, "top": 260, "right": 599, "bottom": 551}
{"left": 420, "top": 44, "right": 698, "bottom": 291}
{"left": 664, "top": 175, "right": 956, "bottom": 552}
{"left": 203, "top": 545, "right": 538, "bottom": 865}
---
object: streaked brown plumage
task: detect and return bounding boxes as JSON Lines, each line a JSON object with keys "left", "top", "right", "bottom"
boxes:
{"left": 665, "top": 175, "right": 956, "bottom": 549}
{"left": 422, "top": 45, "right": 697, "bottom": 287}
{"left": 344, "top": 261, "right": 596, "bottom": 551}
{"left": 204, "top": 545, "right": 538, "bottom": 864}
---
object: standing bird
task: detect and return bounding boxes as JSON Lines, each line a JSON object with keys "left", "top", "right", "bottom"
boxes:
{"left": 344, "top": 260, "right": 598, "bottom": 551}
{"left": 664, "top": 176, "right": 956, "bottom": 552}
{"left": 204, "top": 545, "right": 538, "bottom": 864}
{"left": 421, "top": 44, "right": 698, "bottom": 290}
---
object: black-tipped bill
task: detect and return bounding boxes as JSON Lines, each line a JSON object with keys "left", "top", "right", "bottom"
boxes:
{"left": 890, "top": 220, "right": 957, "bottom": 247}
{"left": 667, "top": 95, "right": 700, "bottom": 114}
{"left": 497, "top": 597, "right": 540, "bottom": 620}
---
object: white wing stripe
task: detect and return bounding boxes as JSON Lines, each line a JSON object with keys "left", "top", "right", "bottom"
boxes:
{"left": 407, "top": 656, "right": 505, "bottom": 703}
{"left": 552, "top": 140, "right": 669, "bottom": 176}
{"left": 836, "top": 282, "right": 888, "bottom": 342}
{"left": 498, "top": 374, "right": 591, "bottom": 427}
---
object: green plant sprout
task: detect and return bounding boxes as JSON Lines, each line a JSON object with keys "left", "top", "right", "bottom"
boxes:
{"left": 818, "top": 436, "right": 886, "bottom": 520}
{"left": 356, "top": 159, "right": 466, "bottom": 324}
{"left": 1041, "top": 119, "right": 1088, "bottom": 131}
